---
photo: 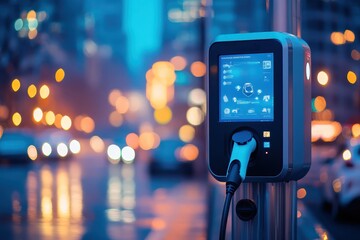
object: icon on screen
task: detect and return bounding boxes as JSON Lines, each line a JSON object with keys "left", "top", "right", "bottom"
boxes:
{"left": 263, "top": 61, "right": 271, "bottom": 69}
{"left": 232, "top": 109, "right": 238, "bottom": 113}
{"left": 233, "top": 97, "right": 237, "bottom": 103}
{"left": 248, "top": 109, "right": 255, "bottom": 114}
{"left": 242, "top": 83, "right": 254, "bottom": 97}
{"left": 257, "top": 89, "right": 262, "bottom": 95}
{"left": 223, "top": 64, "right": 231, "bottom": 68}
{"left": 262, "top": 108, "right": 267, "bottom": 113}
{"left": 223, "top": 81, "right": 232, "bottom": 86}
{"left": 235, "top": 85, "right": 241, "bottom": 91}
{"left": 263, "top": 95, "right": 270, "bottom": 102}
{"left": 223, "top": 95, "right": 229, "bottom": 103}
{"left": 224, "top": 108, "right": 230, "bottom": 114}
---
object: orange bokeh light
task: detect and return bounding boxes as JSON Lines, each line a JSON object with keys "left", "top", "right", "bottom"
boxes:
{"left": 126, "top": 133, "right": 139, "bottom": 149}
{"left": 190, "top": 61, "right": 206, "bottom": 77}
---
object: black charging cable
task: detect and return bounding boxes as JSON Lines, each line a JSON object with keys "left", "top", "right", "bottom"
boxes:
{"left": 219, "top": 160, "right": 242, "bottom": 240}
{"left": 219, "top": 130, "right": 256, "bottom": 240}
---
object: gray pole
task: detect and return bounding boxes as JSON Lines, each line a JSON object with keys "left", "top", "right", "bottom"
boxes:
{"left": 232, "top": 1, "right": 301, "bottom": 239}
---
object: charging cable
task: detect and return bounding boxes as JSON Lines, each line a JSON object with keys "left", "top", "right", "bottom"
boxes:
{"left": 219, "top": 131, "right": 257, "bottom": 240}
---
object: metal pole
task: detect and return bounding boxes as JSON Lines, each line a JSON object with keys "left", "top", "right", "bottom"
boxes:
{"left": 231, "top": 0, "right": 301, "bottom": 239}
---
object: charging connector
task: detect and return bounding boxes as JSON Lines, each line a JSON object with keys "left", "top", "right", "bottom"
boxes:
{"left": 219, "top": 130, "right": 257, "bottom": 240}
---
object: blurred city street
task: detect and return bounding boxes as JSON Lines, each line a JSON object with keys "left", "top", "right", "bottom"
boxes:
{"left": 1, "top": 0, "right": 360, "bottom": 239}
{"left": 0, "top": 142, "right": 207, "bottom": 240}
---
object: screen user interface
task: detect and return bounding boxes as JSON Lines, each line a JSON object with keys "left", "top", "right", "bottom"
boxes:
{"left": 219, "top": 53, "right": 274, "bottom": 122}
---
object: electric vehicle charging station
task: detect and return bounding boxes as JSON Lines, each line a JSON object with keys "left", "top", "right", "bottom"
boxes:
{"left": 207, "top": 32, "right": 311, "bottom": 239}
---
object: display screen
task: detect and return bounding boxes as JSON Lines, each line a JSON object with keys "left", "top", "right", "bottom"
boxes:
{"left": 219, "top": 53, "right": 274, "bottom": 122}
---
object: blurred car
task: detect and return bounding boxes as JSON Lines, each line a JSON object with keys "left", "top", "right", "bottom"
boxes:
{"left": 320, "top": 138, "right": 360, "bottom": 219}
{"left": 36, "top": 129, "right": 73, "bottom": 159}
{"left": 149, "top": 138, "right": 194, "bottom": 175}
{"left": 0, "top": 128, "right": 36, "bottom": 163}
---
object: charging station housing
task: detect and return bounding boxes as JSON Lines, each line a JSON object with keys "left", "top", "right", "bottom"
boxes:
{"left": 207, "top": 32, "right": 311, "bottom": 182}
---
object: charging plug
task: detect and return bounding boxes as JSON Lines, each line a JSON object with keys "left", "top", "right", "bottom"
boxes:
{"left": 220, "top": 130, "right": 257, "bottom": 240}
{"left": 229, "top": 134, "right": 257, "bottom": 181}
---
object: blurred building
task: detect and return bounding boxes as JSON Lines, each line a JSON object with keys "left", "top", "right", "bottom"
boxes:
{"left": 302, "top": 0, "right": 360, "bottom": 123}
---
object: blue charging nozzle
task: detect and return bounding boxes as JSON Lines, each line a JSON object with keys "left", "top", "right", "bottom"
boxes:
{"left": 228, "top": 130, "right": 257, "bottom": 181}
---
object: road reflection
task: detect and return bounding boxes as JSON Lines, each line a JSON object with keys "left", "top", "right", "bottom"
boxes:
{"left": 1, "top": 152, "right": 206, "bottom": 240}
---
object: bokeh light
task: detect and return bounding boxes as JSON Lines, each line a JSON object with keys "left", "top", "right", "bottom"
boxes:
{"left": 55, "top": 68, "right": 65, "bottom": 82}
{"left": 297, "top": 188, "right": 307, "bottom": 199}
{"left": 0, "top": 105, "right": 9, "bottom": 120}
{"left": 126, "top": 133, "right": 139, "bottom": 149}
{"left": 154, "top": 106, "right": 172, "bottom": 125}
{"left": 313, "top": 96, "right": 326, "bottom": 112}
{"left": 14, "top": 19, "right": 23, "bottom": 31}
{"left": 0, "top": 125, "right": 3, "bottom": 139}
{"left": 179, "top": 125, "right": 195, "bottom": 143}
{"left": 54, "top": 114, "right": 63, "bottom": 129}
{"left": 115, "top": 96, "right": 130, "bottom": 114}
{"left": 109, "top": 111, "right": 123, "bottom": 127}
{"left": 39, "top": 85, "right": 50, "bottom": 99}
{"left": 122, "top": 146, "right": 135, "bottom": 164}
{"left": 107, "top": 144, "right": 121, "bottom": 163}
{"left": 170, "top": 56, "right": 187, "bottom": 71}
{"left": 42, "top": 142, "right": 52, "bottom": 156}
{"left": 347, "top": 71, "right": 357, "bottom": 84}
{"left": 27, "top": 145, "right": 38, "bottom": 161}
{"left": 33, "top": 107, "right": 43, "bottom": 122}
{"left": 69, "top": 140, "right": 81, "bottom": 154}
{"left": 139, "top": 132, "right": 155, "bottom": 150}
{"left": 342, "top": 149, "right": 351, "bottom": 161}
{"left": 188, "top": 88, "right": 206, "bottom": 106}
{"left": 11, "top": 79, "right": 21, "bottom": 92}
{"left": 152, "top": 61, "right": 176, "bottom": 85}
{"left": 57, "top": 143, "right": 69, "bottom": 157}
{"left": 27, "top": 84, "right": 37, "bottom": 98}
{"left": 317, "top": 71, "right": 329, "bottom": 86}
{"left": 45, "top": 111, "right": 55, "bottom": 125}
{"left": 344, "top": 29, "right": 355, "bottom": 42}
{"left": 351, "top": 49, "right": 360, "bottom": 61}
{"left": 330, "top": 32, "right": 345, "bottom": 45}
{"left": 12, "top": 112, "right": 22, "bottom": 126}
{"left": 80, "top": 116, "right": 95, "bottom": 133}
{"left": 108, "top": 89, "right": 122, "bottom": 106}
{"left": 27, "top": 10, "right": 36, "bottom": 19}
{"left": 352, "top": 123, "right": 360, "bottom": 138}
{"left": 61, "top": 115, "right": 72, "bottom": 130}
{"left": 28, "top": 29, "right": 38, "bottom": 40}
{"left": 190, "top": 61, "right": 206, "bottom": 77}
{"left": 90, "top": 136, "right": 105, "bottom": 153}
{"left": 180, "top": 144, "right": 199, "bottom": 161}
{"left": 186, "top": 107, "right": 205, "bottom": 126}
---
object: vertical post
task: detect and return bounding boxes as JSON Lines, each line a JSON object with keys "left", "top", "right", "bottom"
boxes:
{"left": 231, "top": 0, "right": 300, "bottom": 239}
